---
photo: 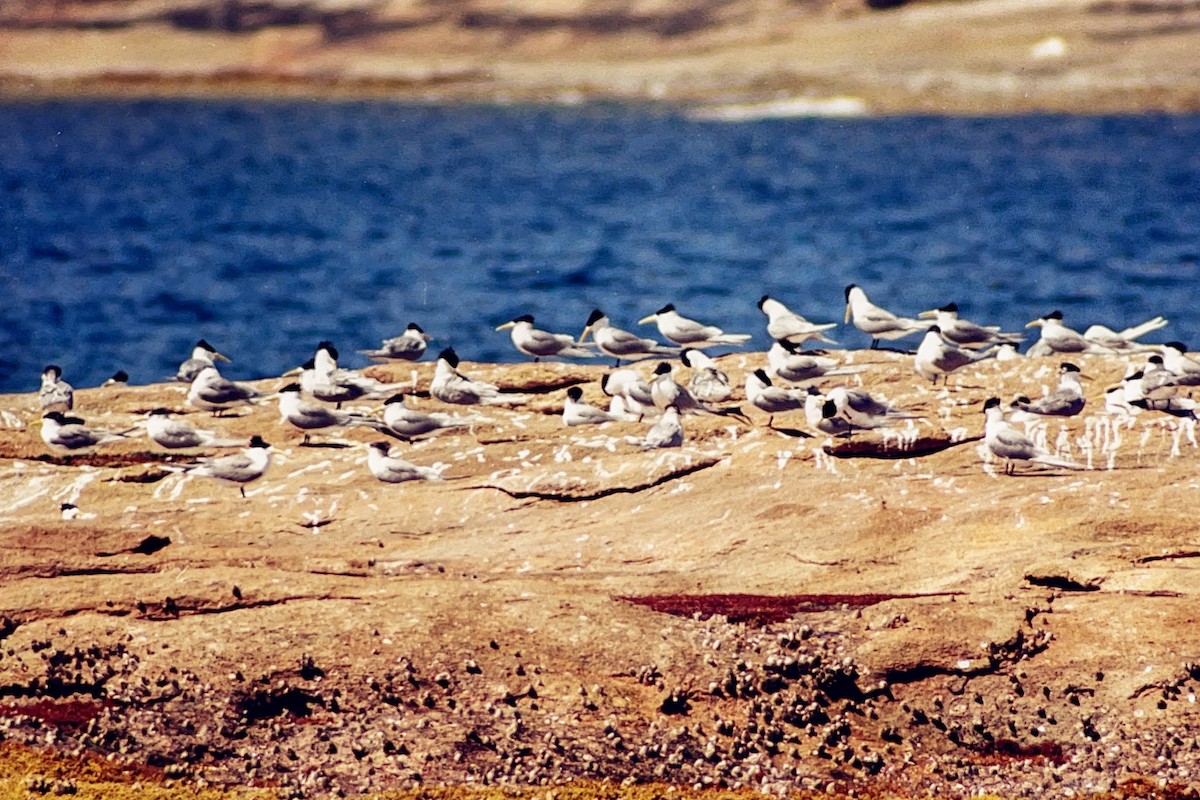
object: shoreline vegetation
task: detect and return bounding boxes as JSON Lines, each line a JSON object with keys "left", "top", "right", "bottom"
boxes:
{"left": 2, "top": 0, "right": 1200, "bottom": 113}
{"left": 2, "top": 350, "right": 1199, "bottom": 798}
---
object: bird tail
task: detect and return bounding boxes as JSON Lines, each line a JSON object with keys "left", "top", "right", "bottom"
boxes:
{"left": 1118, "top": 316, "right": 1169, "bottom": 341}
{"left": 710, "top": 334, "right": 752, "bottom": 345}
{"left": 482, "top": 393, "right": 533, "bottom": 406}
{"left": 560, "top": 346, "right": 597, "bottom": 359}
{"left": 204, "top": 438, "right": 248, "bottom": 448}
{"left": 1031, "top": 454, "right": 1087, "bottom": 471}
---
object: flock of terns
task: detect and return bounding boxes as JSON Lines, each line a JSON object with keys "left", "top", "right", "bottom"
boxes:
{"left": 23, "top": 284, "right": 1200, "bottom": 496}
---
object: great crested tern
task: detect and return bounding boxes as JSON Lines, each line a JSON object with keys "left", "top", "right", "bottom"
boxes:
{"left": 757, "top": 295, "right": 837, "bottom": 345}
{"left": 277, "top": 383, "right": 390, "bottom": 441}
{"left": 1014, "top": 362, "right": 1087, "bottom": 417}
{"left": 640, "top": 405, "right": 683, "bottom": 449}
{"left": 39, "top": 365, "right": 74, "bottom": 413}
{"left": 745, "top": 369, "right": 807, "bottom": 426}
{"left": 823, "top": 385, "right": 921, "bottom": 433}
{"left": 1083, "top": 316, "right": 1168, "bottom": 353}
{"left": 804, "top": 388, "right": 855, "bottom": 437}
{"left": 1134, "top": 354, "right": 1181, "bottom": 401}
{"left": 101, "top": 370, "right": 130, "bottom": 387}
{"left": 366, "top": 441, "right": 446, "bottom": 483}
{"left": 766, "top": 340, "right": 864, "bottom": 383}
{"left": 637, "top": 304, "right": 751, "bottom": 349}
{"left": 681, "top": 348, "right": 732, "bottom": 402}
{"left": 496, "top": 315, "right": 595, "bottom": 361}
{"left": 580, "top": 309, "right": 680, "bottom": 365}
{"left": 600, "top": 369, "right": 656, "bottom": 419}
{"left": 649, "top": 362, "right": 748, "bottom": 422}
{"left": 360, "top": 323, "right": 432, "bottom": 362}
{"left": 38, "top": 411, "right": 130, "bottom": 454}
{"left": 383, "top": 394, "right": 486, "bottom": 439}
{"left": 431, "top": 348, "right": 530, "bottom": 406}
{"left": 913, "top": 326, "right": 996, "bottom": 384}
{"left": 843, "top": 284, "right": 933, "bottom": 349}
{"left": 563, "top": 386, "right": 622, "bottom": 426}
{"left": 176, "top": 435, "right": 273, "bottom": 497}
{"left": 175, "top": 339, "right": 230, "bottom": 383}
{"left": 1025, "top": 311, "right": 1114, "bottom": 356}
{"left": 1130, "top": 395, "right": 1199, "bottom": 419}
{"left": 983, "top": 397, "right": 1085, "bottom": 474}
{"left": 144, "top": 408, "right": 244, "bottom": 449}
{"left": 187, "top": 366, "right": 263, "bottom": 416}
{"left": 307, "top": 342, "right": 407, "bottom": 406}
{"left": 917, "top": 303, "right": 1023, "bottom": 349}
{"left": 1160, "top": 342, "right": 1200, "bottom": 386}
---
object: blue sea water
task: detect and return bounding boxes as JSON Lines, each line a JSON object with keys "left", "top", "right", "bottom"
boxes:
{"left": 1, "top": 101, "right": 1198, "bottom": 393}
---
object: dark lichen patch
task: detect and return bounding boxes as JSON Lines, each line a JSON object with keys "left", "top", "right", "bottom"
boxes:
{"left": 619, "top": 592, "right": 962, "bottom": 625}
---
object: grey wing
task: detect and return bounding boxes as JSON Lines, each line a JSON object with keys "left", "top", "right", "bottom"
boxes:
{"left": 990, "top": 426, "right": 1038, "bottom": 460}
{"left": 199, "top": 376, "right": 254, "bottom": 403}
{"left": 675, "top": 320, "right": 722, "bottom": 343}
{"left": 157, "top": 421, "right": 204, "bottom": 448}
{"left": 380, "top": 337, "right": 424, "bottom": 359}
{"left": 198, "top": 452, "right": 256, "bottom": 480}
{"left": 845, "top": 390, "right": 892, "bottom": 417}
{"left": 55, "top": 424, "right": 103, "bottom": 449}
{"left": 944, "top": 319, "right": 1000, "bottom": 345}
{"left": 1025, "top": 390, "right": 1084, "bottom": 416}
{"left": 608, "top": 328, "right": 654, "bottom": 351}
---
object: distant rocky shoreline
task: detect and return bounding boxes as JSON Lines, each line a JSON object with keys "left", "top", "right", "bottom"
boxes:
{"left": 3, "top": 0, "right": 1200, "bottom": 113}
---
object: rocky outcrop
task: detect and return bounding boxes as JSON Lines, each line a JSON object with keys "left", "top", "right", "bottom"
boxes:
{"left": 2, "top": 350, "right": 1200, "bottom": 796}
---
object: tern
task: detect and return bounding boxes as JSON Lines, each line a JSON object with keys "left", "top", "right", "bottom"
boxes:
{"left": 600, "top": 369, "right": 656, "bottom": 420}
{"left": 39, "top": 411, "right": 130, "bottom": 454}
{"left": 758, "top": 295, "right": 837, "bottom": 345}
{"left": 175, "top": 339, "right": 230, "bottom": 383}
{"left": 983, "top": 398, "right": 1085, "bottom": 474}
{"left": 579, "top": 309, "right": 680, "bottom": 365}
{"left": 175, "top": 435, "right": 272, "bottom": 497}
{"left": 563, "top": 386, "right": 622, "bottom": 426}
{"left": 681, "top": 349, "right": 732, "bottom": 402}
{"left": 650, "top": 362, "right": 749, "bottom": 422}
{"left": 1130, "top": 396, "right": 1199, "bottom": 419}
{"left": 1014, "top": 362, "right": 1087, "bottom": 417}
{"left": 766, "top": 340, "right": 864, "bottom": 384}
{"left": 431, "top": 348, "right": 530, "bottom": 406}
{"left": 638, "top": 304, "right": 751, "bottom": 349}
{"left": 1025, "top": 312, "right": 1114, "bottom": 356}
{"left": 359, "top": 323, "right": 432, "bottom": 362}
{"left": 639, "top": 405, "right": 683, "bottom": 449}
{"left": 823, "top": 385, "right": 921, "bottom": 434}
{"left": 383, "top": 394, "right": 486, "bottom": 439}
{"left": 1083, "top": 316, "right": 1168, "bottom": 353}
{"left": 307, "top": 342, "right": 407, "bottom": 406}
{"left": 913, "top": 326, "right": 996, "bottom": 384}
{"left": 804, "top": 389, "right": 855, "bottom": 437}
{"left": 144, "top": 408, "right": 244, "bottom": 449}
{"left": 844, "top": 285, "right": 933, "bottom": 349}
{"left": 1134, "top": 354, "right": 1181, "bottom": 401}
{"left": 39, "top": 365, "right": 74, "bottom": 413}
{"left": 917, "top": 303, "right": 1023, "bottom": 349}
{"left": 101, "top": 370, "right": 130, "bottom": 387}
{"left": 745, "top": 369, "right": 807, "bottom": 426}
{"left": 496, "top": 315, "right": 595, "bottom": 361}
{"left": 277, "top": 383, "right": 390, "bottom": 442}
{"left": 1159, "top": 342, "right": 1200, "bottom": 386}
{"left": 366, "top": 441, "right": 446, "bottom": 483}
{"left": 187, "top": 366, "right": 263, "bottom": 416}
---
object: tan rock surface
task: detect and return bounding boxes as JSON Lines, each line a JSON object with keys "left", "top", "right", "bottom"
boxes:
{"left": 1, "top": 350, "right": 1199, "bottom": 796}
